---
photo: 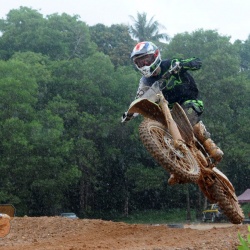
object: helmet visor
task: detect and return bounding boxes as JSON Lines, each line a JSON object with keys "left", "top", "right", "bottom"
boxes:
{"left": 133, "top": 54, "right": 155, "bottom": 68}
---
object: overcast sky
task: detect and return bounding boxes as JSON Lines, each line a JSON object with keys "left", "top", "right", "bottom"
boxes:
{"left": 1, "top": 0, "right": 249, "bottom": 42}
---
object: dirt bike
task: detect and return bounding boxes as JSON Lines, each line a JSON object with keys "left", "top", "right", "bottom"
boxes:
{"left": 124, "top": 67, "right": 244, "bottom": 224}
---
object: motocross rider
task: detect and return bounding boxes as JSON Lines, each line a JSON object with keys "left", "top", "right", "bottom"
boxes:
{"left": 122, "top": 41, "right": 223, "bottom": 184}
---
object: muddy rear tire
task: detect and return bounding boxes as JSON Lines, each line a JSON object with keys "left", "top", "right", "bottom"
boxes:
{"left": 139, "top": 119, "right": 200, "bottom": 183}
{"left": 207, "top": 178, "right": 244, "bottom": 224}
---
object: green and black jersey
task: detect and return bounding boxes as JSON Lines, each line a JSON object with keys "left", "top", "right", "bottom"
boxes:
{"left": 136, "top": 57, "right": 203, "bottom": 113}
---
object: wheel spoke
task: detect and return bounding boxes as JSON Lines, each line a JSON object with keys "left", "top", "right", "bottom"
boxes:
{"left": 150, "top": 126, "right": 198, "bottom": 173}
{"left": 139, "top": 119, "right": 200, "bottom": 182}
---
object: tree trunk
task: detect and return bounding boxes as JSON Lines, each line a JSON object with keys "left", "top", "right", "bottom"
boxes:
{"left": 79, "top": 176, "right": 88, "bottom": 215}
{"left": 124, "top": 195, "right": 129, "bottom": 217}
{"left": 123, "top": 177, "right": 129, "bottom": 217}
{"left": 186, "top": 185, "right": 191, "bottom": 221}
{"left": 79, "top": 166, "right": 91, "bottom": 217}
{"left": 195, "top": 187, "right": 203, "bottom": 220}
{"left": 203, "top": 197, "right": 208, "bottom": 210}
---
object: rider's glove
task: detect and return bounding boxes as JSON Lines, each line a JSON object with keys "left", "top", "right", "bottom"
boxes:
{"left": 121, "top": 112, "right": 132, "bottom": 123}
{"left": 171, "top": 61, "right": 182, "bottom": 74}
{"left": 121, "top": 112, "right": 138, "bottom": 123}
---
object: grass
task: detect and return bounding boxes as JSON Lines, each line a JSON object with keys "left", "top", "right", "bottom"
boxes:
{"left": 238, "top": 225, "right": 250, "bottom": 250}
{"left": 114, "top": 209, "right": 197, "bottom": 224}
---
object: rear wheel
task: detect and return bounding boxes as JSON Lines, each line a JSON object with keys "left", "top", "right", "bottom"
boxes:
{"left": 207, "top": 178, "right": 244, "bottom": 224}
{"left": 139, "top": 119, "right": 200, "bottom": 183}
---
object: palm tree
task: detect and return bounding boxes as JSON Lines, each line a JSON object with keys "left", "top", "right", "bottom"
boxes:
{"left": 129, "top": 12, "right": 169, "bottom": 42}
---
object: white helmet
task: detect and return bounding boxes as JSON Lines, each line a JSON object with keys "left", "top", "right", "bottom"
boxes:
{"left": 130, "top": 41, "right": 161, "bottom": 77}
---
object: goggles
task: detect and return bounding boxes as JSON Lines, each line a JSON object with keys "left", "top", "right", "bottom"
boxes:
{"left": 133, "top": 54, "right": 155, "bottom": 68}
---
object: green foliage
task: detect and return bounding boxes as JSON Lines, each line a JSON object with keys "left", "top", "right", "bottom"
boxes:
{"left": 90, "top": 24, "right": 135, "bottom": 67}
{"left": 0, "top": 7, "right": 44, "bottom": 59}
{"left": 126, "top": 164, "right": 165, "bottom": 192}
{"left": 129, "top": 12, "right": 169, "bottom": 42}
{"left": 0, "top": 7, "right": 249, "bottom": 218}
{"left": 116, "top": 209, "right": 193, "bottom": 224}
{"left": 234, "top": 36, "right": 250, "bottom": 72}
{"left": 238, "top": 226, "right": 250, "bottom": 250}
{"left": 242, "top": 204, "right": 250, "bottom": 215}
{"left": 0, "top": 7, "right": 96, "bottom": 60}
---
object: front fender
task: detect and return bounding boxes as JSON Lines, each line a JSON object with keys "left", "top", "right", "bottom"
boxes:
{"left": 128, "top": 98, "right": 167, "bottom": 126}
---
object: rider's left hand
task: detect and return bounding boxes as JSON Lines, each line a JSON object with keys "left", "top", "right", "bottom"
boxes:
{"left": 121, "top": 112, "right": 131, "bottom": 123}
{"left": 121, "top": 112, "right": 138, "bottom": 123}
{"left": 171, "top": 61, "right": 182, "bottom": 73}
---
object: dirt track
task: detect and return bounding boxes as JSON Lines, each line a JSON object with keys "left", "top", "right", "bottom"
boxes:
{"left": 0, "top": 217, "right": 249, "bottom": 250}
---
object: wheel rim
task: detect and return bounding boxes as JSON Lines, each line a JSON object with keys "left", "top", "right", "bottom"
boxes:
{"left": 149, "top": 125, "right": 199, "bottom": 175}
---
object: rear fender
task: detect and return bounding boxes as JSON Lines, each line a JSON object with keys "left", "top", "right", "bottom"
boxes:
{"left": 212, "top": 167, "right": 235, "bottom": 193}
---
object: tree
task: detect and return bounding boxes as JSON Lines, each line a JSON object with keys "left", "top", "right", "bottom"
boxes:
{"left": 0, "top": 59, "right": 37, "bottom": 213}
{"left": 90, "top": 24, "right": 135, "bottom": 67}
{"left": 129, "top": 12, "right": 169, "bottom": 42}
{"left": 11, "top": 51, "right": 52, "bottom": 110}
{"left": 0, "top": 8, "right": 249, "bottom": 218}
{"left": 234, "top": 35, "right": 250, "bottom": 77}
{"left": 0, "top": 7, "right": 45, "bottom": 60}
{"left": 0, "top": 7, "right": 96, "bottom": 60}
{"left": 45, "top": 13, "right": 96, "bottom": 60}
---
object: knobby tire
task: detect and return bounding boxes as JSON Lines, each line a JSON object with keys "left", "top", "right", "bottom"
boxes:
{"left": 206, "top": 178, "right": 244, "bottom": 224}
{"left": 139, "top": 119, "right": 200, "bottom": 183}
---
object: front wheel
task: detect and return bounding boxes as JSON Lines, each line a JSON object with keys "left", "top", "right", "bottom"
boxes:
{"left": 139, "top": 119, "right": 200, "bottom": 183}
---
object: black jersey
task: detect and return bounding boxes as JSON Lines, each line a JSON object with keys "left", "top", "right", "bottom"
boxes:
{"left": 136, "top": 57, "right": 202, "bottom": 106}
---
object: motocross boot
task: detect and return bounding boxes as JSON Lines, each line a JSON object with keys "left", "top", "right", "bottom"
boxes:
{"left": 168, "top": 174, "right": 190, "bottom": 185}
{"left": 193, "top": 121, "right": 224, "bottom": 163}
{"left": 168, "top": 174, "right": 179, "bottom": 185}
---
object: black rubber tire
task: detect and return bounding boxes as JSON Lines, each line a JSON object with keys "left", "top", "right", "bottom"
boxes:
{"left": 139, "top": 119, "right": 200, "bottom": 183}
{"left": 208, "top": 178, "right": 244, "bottom": 224}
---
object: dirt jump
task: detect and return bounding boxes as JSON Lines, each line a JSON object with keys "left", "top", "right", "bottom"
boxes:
{"left": 0, "top": 216, "right": 249, "bottom": 250}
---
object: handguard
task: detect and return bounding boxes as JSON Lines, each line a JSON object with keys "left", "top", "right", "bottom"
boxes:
{"left": 121, "top": 112, "right": 138, "bottom": 123}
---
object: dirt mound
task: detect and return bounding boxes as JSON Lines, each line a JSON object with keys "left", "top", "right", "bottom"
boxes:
{"left": 0, "top": 216, "right": 248, "bottom": 250}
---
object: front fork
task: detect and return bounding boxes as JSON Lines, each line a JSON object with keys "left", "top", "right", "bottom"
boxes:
{"left": 158, "top": 95, "right": 186, "bottom": 151}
